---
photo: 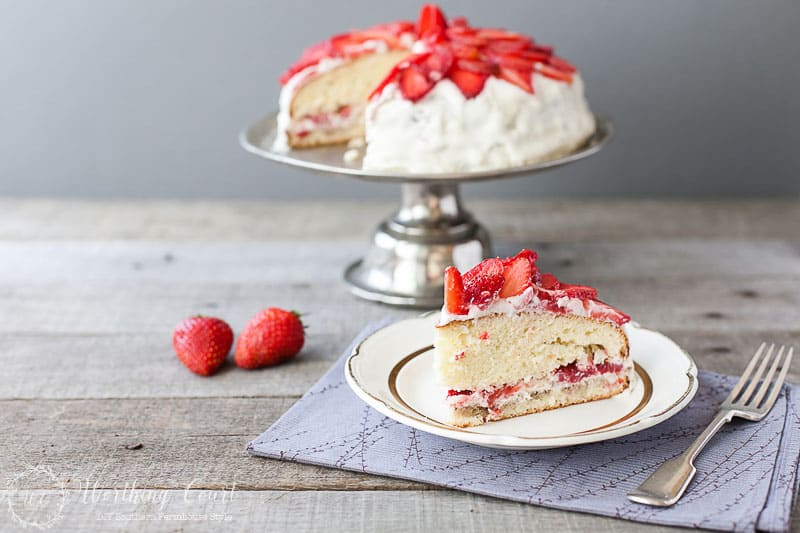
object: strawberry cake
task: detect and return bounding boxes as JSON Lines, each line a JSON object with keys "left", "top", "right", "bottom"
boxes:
{"left": 434, "top": 250, "right": 632, "bottom": 427}
{"left": 274, "top": 4, "right": 596, "bottom": 173}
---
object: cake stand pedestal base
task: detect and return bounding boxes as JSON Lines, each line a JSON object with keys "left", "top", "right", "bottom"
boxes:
{"left": 344, "top": 182, "right": 490, "bottom": 308}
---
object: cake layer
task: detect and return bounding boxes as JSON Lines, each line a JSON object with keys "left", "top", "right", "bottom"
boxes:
{"left": 279, "top": 51, "right": 409, "bottom": 149}
{"left": 448, "top": 370, "right": 630, "bottom": 427}
{"left": 363, "top": 73, "right": 595, "bottom": 173}
{"left": 434, "top": 311, "right": 629, "bottom": 391}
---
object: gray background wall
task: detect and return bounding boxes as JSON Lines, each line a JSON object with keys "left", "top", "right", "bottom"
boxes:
{"left": 1, "top": 0, "right": 798, "bottom": 199}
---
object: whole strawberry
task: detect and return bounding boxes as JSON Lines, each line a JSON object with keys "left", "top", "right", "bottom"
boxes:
{"left": 234, "top": 308, "right": 305, "bottom": 369}
{"left": 172, "top": 316, "right": 233, "bottom": 376}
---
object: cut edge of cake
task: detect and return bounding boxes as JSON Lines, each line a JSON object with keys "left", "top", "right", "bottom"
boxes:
{"left": 433, "top": 249, "right": 633, "bottom": 428}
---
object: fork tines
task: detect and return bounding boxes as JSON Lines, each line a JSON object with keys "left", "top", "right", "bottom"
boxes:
{"left": 725, "top": 343, "right": 794, "bottom": 413}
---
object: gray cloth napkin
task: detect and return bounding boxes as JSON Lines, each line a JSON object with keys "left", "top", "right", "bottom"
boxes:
{"left": 248, "top": 321, "right": 800, "bottom": 532}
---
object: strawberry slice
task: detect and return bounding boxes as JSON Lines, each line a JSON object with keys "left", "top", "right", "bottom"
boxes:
{"left": 498, "top": 66, "right": 533, "bottom": 93}
{"left": 417, "top": 4, "right": 448, "bottom": 40}
{"left": 449, "top": 68, "right": 488, "bottom": 98}
{"left": 499, "top": 255, "right": 533, "bottom": 297}
{"left": 455, "top": 57, "right": 494, "bottom": 74}
{"left": 462, "top": 258, "right": 505, "bottom": 308}
{"left": 424, "top": 46, "right": 454, "bottom": 77}
{"left": 539, "top": 273, "right": 561, "bottom": 291}
{"left": 538, "top": 63, "right": 573, "bottom": 83}
{"left": 560, "top": 282, "right": 599, "bottom": 300}
{"left": 587, "top": 300, "right": 631, "bottom": 326}
{"left": 444, "top": 266, "right": 468, "bottom": 314}
{"left": 450, "top": 16, "right": 469, "bottom": 28}
{"left": 486, "top": 38, "right": 532, "bottom": 53}
{"left": 448, "top": 33, "right": 487, "bottom": 48}
{"left": 510, "top": 49, "right": 551, "bottom": 63}
{"left": 490, "top": 51, "right": 535, "bottom": 71}
{"left": 548, "top": 55, "right": 577, "bottom": 73}
{"left": 451, "top": 44, "right": 480, "bottom": 60}
{"left": 399, "top": 64, "right": 434, "bottom": 102}
{"left": 532, "top": 44, "right": 554, "bottom": 55}
{"left": 447, "top": 25, "right": 478, "bottom": 37}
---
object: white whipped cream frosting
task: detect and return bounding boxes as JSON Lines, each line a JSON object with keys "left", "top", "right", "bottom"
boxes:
{"left": 363, "top": 72, "right": 595, "bottom": 173}
{"left": 437, "top": 286, "right": 608, "bottom": 327}
{"left": 274, "top": 39, "right": 595, "bottom": 174}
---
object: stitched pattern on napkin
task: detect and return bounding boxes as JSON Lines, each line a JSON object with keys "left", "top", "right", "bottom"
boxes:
{"left": 248, "top": 323, "right": 800, "bottom": 533}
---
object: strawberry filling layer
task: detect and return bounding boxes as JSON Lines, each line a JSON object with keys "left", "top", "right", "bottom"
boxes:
{"left": 289, "top": 105, "right": 360, "bottom": 138}
{"left": 446, "top": 359, "right": 626, "bottom": 416}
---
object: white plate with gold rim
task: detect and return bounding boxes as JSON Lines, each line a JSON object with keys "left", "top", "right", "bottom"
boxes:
{"left": 345, "top": 313, "right": 698, "bottom": 450}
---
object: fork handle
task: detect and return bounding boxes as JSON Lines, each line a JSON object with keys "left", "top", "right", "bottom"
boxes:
{"left": 628, "top": 411, "right": 732, "bottom": 506}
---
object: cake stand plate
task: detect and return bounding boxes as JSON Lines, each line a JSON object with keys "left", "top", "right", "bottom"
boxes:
{"left": 240, "top": 112, "right": 613, "bottom": 307}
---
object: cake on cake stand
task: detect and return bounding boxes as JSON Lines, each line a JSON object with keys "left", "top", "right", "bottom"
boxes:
{"left": 241, "top": 112, "right": 612, "bottom": 308}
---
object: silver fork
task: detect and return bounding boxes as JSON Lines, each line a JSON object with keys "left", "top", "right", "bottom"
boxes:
{"left": 628, "top": 342, "right": 794, "bottom": 507}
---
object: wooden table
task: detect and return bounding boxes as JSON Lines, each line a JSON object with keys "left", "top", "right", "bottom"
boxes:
{"left": 2, "top": 198, "right": 798, "bottom": 532}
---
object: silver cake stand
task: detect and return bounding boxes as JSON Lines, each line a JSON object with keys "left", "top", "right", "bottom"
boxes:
{"left": 240, "top": 112, "right": 613, "bottom": 308}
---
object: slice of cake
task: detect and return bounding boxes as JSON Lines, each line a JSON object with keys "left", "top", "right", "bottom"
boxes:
{"left": 274, "top": 5, "right": 595, "bottom": 172}
{"left": 434, "top": 250, "right": 632, "bottom": 427}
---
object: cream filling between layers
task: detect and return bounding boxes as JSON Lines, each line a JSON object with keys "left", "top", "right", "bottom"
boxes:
{"left": 437, "top": 286, "right": 608, "bottom": 326}
{"left": 447, "top": 357, "right": 632, "bottom": 416}
{"left": 363, "top": 72, "right": 595, "bottom": 173}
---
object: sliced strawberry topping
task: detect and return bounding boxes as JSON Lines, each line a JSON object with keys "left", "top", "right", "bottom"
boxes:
{"left": 462, "top": 258, "right": 505, "bottom": 308}
{"left": 444, "top": 266, "right": 468, "bottom": 314}
{"left": 499, "top": 255, "right": 533, "bottom": 298}
{"left": 455, "top": 57, "right": 494, "bottom": 74}
{"left": 587, "top": 300, "right": 631, "bottom": 326}
{"left": 442, "top": 249, "right": 629, "bottom": 325}
{"left": 498, "top": 66, "right": 533, "bottom": 93}
{"left": 548, "top": 55, "right": 577, "bottom": 73}
{"left": 559, "top": 282, "right": 599, "bottom": 300}
{"left": 399, "top": 63, "right": 435, "bottom": 101}
{"left": 538, "top": 63, "right": 574, "bottom": 83}
{"left": 282, "top": 5, "right": 581, "bottom": 100}
{"left": 417, "top": 4, "right": 448, "bottom": 41}
{"left": 448, "top": 33, "right": 488, "bottom": 48}
{"left": 485, "top": 38, "right": 532, "bottom": 53}
{"left": 539, "top": 273, "right": 561, "bottom": 291}
{"left": 489, "top": 51, "right": 535, "bottom": 72}
{"left": 451, "top": 44, "right": 481, "bottom": 60}
{"left": 510, "top": 49, "right": 551, "bottom": 63}
{"left": 449, "top": 68, "right": 488, "bottom": 98}
{"left": 424, "top": 45, "right": 454, "bottom": 78}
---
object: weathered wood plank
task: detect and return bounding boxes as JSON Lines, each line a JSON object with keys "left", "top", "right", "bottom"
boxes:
{"left": 1, "top": 330, "right": 797, "bottom": 400}
{"left": 1, "top": 274, "right": 797, "bottom": 337}
{"left": 1, "top": 240, "right": 798, "bottom": 284}
{"left": 0, "top": 398, "right": 425, "bottom": 492}
{"left": 0, "top": 489, "right": 699, "bottom": 533}
{"left": 0, "top": 198, "right": 797, "bottom": 241}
